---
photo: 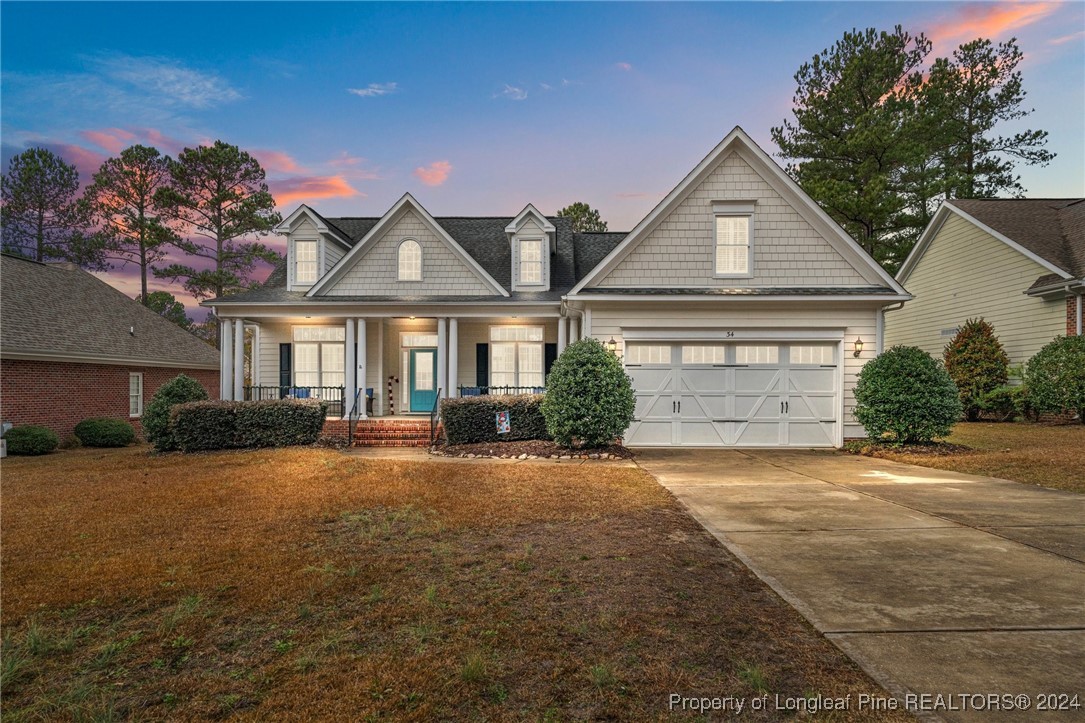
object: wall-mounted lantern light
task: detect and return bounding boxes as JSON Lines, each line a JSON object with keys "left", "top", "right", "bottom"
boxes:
{"left": 853, "top": 337, "right": 864, "bottom": 357}
{"left": 606, "top": 337, "right": 619, "bottom": 355}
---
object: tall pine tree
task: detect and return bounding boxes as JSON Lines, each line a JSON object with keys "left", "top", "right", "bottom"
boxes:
{"left": 1, "top": 148, "right": 98, "bottom": 266}
{"left": 82, "top": 145, "right": 180, "bottom": 304}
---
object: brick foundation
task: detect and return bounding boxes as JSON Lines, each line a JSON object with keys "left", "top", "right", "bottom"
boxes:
{"left": 0, "top": 359, "right": 218, "bottom": 442}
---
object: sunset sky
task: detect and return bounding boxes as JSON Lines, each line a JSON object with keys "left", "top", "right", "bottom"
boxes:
{"left": 2, "top": 2, "right": 1082, "bottom": 318}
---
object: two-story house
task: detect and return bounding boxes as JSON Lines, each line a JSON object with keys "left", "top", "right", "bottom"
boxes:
{"left": 205, "top": 127, "right": 909, "bottom": 447}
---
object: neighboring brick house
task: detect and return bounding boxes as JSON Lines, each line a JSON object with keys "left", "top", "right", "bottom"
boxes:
{"left": 1, "top": 254, "right": 220, "bottom": 440}
{"left": 885, "top": 198, "right": 1084, "bottom": 368}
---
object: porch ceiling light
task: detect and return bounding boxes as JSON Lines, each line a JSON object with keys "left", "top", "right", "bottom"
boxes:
{"left": 853, "top": 337, "right": 864, "bottom": 357}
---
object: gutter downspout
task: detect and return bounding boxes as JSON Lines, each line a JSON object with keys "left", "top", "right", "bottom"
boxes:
{"left": 878, "top": 302, "right": 906, "bottom": 354}
{"left": 1078, "top": 293, "right": 1083, "bottom": 336}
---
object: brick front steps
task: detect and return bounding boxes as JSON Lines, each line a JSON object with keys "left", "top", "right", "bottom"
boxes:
{"left": 352, "top": 418, "right": 439, "bottom": 448}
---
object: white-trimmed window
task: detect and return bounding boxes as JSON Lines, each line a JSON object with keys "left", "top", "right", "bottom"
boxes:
{"left": 295, "top": 240, "right": 318, "bottom": 284}
{"left": 129, "top": 373, "right": 143, "bottom": 417}
{"left": 790, "top": 345, "right": 835, "bottom": 365}
{"left": 715, "top": 215, "right": 751, "bottom": 276}
{"left": 398, "top": 239, "right": 422, "bottom": 281}
{"left": 519, "top": 238, "right": 543, "bottom": 285}
{"left": 490, "top": 326, "right": 544, "bottom": 390}
{"left": 626, "top": 344, "right": 672, "bottom": 365}
{"left": 736, "top": 345, "right": 778, "bottom": 364}
{"left": 293, "top": 326, "right": 345, "bottom": 389}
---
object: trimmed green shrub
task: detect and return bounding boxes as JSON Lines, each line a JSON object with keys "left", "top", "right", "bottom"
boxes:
{"left": 441, "top": 394, "right": 547, "bottom": 445}
{"left": 4, "top": 425, "right": 59, "bottom": 455}
{"left": 854, "top": 345, "right": 962, "bottom": 444}
{"left": 234, "top": 400, "right": 329, "bottom": 447}
{"left": 943, "top": 318, "right": 1010, "bottom": 421}
{"left": 144, "top": 374, "right": 210, "bottom": 451}
{"left": 73, "top": 418, "right": 135, "bottom": 447}
{"left": 541, "top": 338, "right": 635, "bottom": 448}
{"left": 1025, "top": 335, "right": 1085, "bottom": 423}
{"left": 169, "top": 399, "right": 328, "bottom": 452}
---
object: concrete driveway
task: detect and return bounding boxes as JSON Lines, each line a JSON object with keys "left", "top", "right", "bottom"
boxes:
{"left": 638, "top": 449, "right": 1085, "bottom": 721}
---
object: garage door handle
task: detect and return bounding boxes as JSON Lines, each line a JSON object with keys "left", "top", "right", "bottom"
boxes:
{"left": 781, "top": 401, "right": 789, "bottom": 414}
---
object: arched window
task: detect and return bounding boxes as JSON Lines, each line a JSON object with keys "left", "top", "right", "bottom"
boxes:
{"left": 397, "top": 239, "right": 422, "bottom": 281}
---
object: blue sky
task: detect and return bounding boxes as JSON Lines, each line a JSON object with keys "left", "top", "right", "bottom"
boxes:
{"left": 2, "top": 2, "right": 1082, "bottom": 310}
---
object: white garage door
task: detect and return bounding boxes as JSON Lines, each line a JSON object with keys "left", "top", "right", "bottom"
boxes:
{"left": 624, "top": 342, "right": 839, "bottom": 447}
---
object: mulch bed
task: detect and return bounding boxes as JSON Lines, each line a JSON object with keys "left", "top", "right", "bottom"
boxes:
{"left": 844, "top": 440, "right": 973, "bottom": 458}
{"left": 433, "top": 439, "right": 635, "bottom": 460}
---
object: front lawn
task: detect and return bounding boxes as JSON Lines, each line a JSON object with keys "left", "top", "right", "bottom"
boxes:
{"left": 856, "top": 422, "right": 1085, "bottom": 494}
{"left": 0, "top": 447, "right": 902, "bottom": 720}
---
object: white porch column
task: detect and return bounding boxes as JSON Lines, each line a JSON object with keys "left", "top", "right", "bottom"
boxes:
{"left": 569, "top": 316, "right": 579, "bottom": 343}
{"left": 557, "top": 317, "right": 568, "bottom": 354}
{"left": 233, "top": 318, "right": 245, "bottom": 401}
{"left": 583, "top": 308, "right": 592, "bottom": 339}
{"left": 448, "top": 318, "right": 459, "bottom": 398}
{"left": 436, "top": 317, "right": 448, "bottom": 399}
{"left": 356, "top": 318, "right": 368, "bottom": 418}
{"left": 249, "top": 324, "right": 261, "bottom": 387}
{"left": 220, "top": 319, "right": 234, "bottom": 401}
{"left": 344, "top": 318, "right": 356, "bottom": 415}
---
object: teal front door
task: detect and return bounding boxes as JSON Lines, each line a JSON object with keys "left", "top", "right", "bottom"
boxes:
{"left": 409, "top": 348, "right": 438, "bottom": 412}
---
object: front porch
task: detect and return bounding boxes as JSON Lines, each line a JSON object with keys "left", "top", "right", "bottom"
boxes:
{"left": 217, "top": 312, "right": 579, "bottom": 424}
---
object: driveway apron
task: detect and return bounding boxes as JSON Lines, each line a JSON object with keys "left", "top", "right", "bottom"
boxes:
{"left": 637, "top": 449, "right": 1085, "bottom": 722}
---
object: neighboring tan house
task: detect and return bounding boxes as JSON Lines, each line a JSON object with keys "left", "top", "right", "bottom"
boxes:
{"left": 1, "top": 254, "right": 220, "bottom": 440}
{"left": 205, "top": 127, "right": 910, "bottom": 448}
{"left": 885, "top": 199, "right": 1084, "bottom": 368}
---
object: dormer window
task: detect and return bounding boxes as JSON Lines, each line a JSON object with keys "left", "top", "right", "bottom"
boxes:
{"left": 713, "top": 201, "right": 755, "bottom": 277}
{"left": 519, "top": 238, "right": 543, "bottom": 285}
{"left": 398, "top": 239, "right": 422, "bottom": 281}
{"left": 295, "top": 240, "right": 318, "bottom": 284}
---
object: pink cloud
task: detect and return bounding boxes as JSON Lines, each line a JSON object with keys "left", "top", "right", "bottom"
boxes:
{"left": 615, "top": 61, "right": 633, "bottom": 71}
{"left": 1050, "top": 30, "right": 1085, "bottom": 46}
{"left": 80, "top": 128, "right": 136, "bottom": 154}
{"left": 927, "top": 3, "right": 1060, "bottom": 52}
{"left": 39, "top": 142, "right": 107, "bottom": 186}
{"left": 326, "top": 152, "right": 381, "bottom": 180}
{"left": 413, "top": 160, "right": 452, "bottom": 187}
{"left": 252, "top": 149, "right": 306, "bottom": 174}
{"left": 269, "top": 175, "right": 363, "bottom": 206}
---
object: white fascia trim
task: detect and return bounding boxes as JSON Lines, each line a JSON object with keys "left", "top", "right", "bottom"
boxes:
{"left": 1023, "top": 278, "right": 1085, "bottom": 296}
{"left": 307, "top": 193, "right": 508, "bottom": 297}
{"left": 570, "top": 126, "right": 907, "bottom": 295}
{"left": 567, "top": 293, "right": 912, "bottom": 302}
{"left": 505, "top": 203, "right": 556, "bottom": 234}
{"left": 274, "top": 204, "right": 352, "bottom": 248}
{"left": 902, "top": 202, "right": 1073, "bottom": 284}
{"left": 1, "top": 350, "right": 219, "bottom": 370}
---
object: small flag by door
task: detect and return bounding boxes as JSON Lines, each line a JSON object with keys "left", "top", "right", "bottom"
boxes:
{"left": 496, "top": 411, "right": 511, "bottom": 434}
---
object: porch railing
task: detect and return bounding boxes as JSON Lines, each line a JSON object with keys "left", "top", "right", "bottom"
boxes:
{"left": 457, "top": 385, "right": 546, "bottom": 397}
{"left": 430, "top": 388, "right": 443, "bottom": 447}
{"left": 243, "top": 386, "right": 345, "bottom": 418}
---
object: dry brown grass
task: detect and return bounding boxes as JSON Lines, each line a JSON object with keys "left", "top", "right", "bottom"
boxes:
{"left": 862, "top": 422, "right": 1085, "bottom": 493}
{"left": 2, "top": 446, "right": 905, "bottom": 720}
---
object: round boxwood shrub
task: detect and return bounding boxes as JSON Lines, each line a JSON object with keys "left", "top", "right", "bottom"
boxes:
{"left": 854, "top": 345, "right": 962, "bottom": 444}
{"left": 73, "top": 418, "right": 136, "bottom": 448}
{"left": 1025, "top": 335, "right": 1085, "bottom": 423}
{"left": 943, "top": 318, "right": 1009, "bottom": 421}
{"left": 143, "top": 374, "right": 210, "bottom": 451}
{"left": 4, "top": 425, "right": 59, "bottom": 455}
{"left": 541, "top": 338, "right": 634, "bottom": 448}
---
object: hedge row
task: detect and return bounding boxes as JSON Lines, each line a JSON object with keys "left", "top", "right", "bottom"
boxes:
{"left": 169, "top": 399, "right": 328, "bottom": 452}
{"left": 441, "top": 394, "right": 548, "bottom": 445}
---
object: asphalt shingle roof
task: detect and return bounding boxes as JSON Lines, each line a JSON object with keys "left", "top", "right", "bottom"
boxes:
{"left": 213, "top": 216, "right": 627, "bottom": 305}
{"left": 1, "top": 254, "right": 220, "bottom": 368}
{"left": 950, "top": 198, "right": 1085, "bottom": 279}
{"left": 579, "top": 286, "right": 899, "bottom": 296}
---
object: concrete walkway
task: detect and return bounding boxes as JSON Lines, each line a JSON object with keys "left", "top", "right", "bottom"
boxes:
{"left": 637, "top": 449, "right": 1085, "bottom": 722}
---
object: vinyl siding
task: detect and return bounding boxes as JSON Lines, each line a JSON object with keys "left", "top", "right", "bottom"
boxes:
{"left": 322, "top": 209, "right": 494, "bottom": 296}
{"left": 587, "top": 303, "right": 878, "bottom": 440}
{"left": 323, "top": 240, "right": 345, "bottom": 273}
{"left": 597, "top": 151, "right": 868, "bottom": 288}
{"left": 884, "top": 214, "right": 1066, "bottom": 367}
